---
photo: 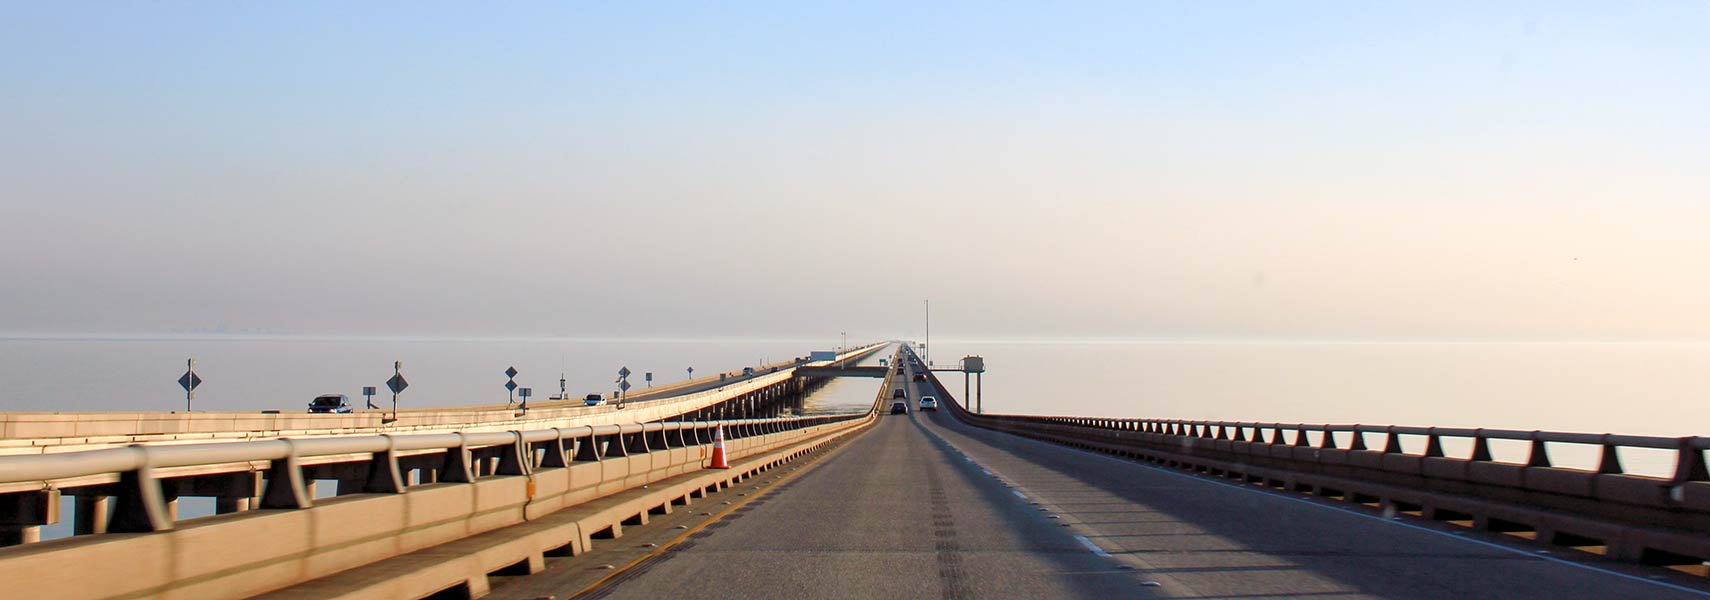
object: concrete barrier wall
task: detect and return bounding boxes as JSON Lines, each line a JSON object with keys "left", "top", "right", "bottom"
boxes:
{"left": 0, "top": 413, "right": 875, "bottom": 599}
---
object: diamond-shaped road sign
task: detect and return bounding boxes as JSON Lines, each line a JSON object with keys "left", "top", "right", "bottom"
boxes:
{"left": 619, "top": 380, "right": 632, "bottom": 392}
{"left": 505, "top": 366, "right": 518, "bottom": 378}
{"left": 177, "top": 371, "right": 203, "bottom": 392}
{"left": 618, "top": 366, "right": 631, "bottom": 379}
{"left": 505, "top": 380, "right": 518, "bottom": 391}
{"left": 387, "top": 373, "right": 409, "bottom": 394}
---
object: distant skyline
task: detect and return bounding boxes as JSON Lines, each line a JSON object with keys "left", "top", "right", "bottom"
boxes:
{"left": 4, "top": 3, "right": 1707, "bottom": 341}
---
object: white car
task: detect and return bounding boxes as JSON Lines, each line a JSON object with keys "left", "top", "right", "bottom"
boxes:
{"left": 918, "top": 396, "right": 938, "bottom": 411}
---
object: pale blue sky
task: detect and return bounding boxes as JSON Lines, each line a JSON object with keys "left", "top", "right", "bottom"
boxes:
{"left": 2, "top": 3, "right": 1707, "bottom": 340}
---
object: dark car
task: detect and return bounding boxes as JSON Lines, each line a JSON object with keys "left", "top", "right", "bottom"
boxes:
{"left": 890, "top": 401, "right": 909, "bottom": 414}
{"left": 307, "top": 394, "right": 351, "bottom": 414}
{"left": 892, "top": 388, "right": 907, "bottom": 399}
{"left": 912, "top": 373, "right": 927, "bottom": 382}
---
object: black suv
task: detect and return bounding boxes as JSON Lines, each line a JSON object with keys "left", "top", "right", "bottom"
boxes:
{"left": 890, "top": 401, "right": 909, "bottom": 414}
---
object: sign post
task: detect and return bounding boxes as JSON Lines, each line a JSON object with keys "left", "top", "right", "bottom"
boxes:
{"left": 362, "top": 386, "right": 378, "bottom": 410}
{"left": 687, "top": 366, "right": 694, "bottom": 380}
{"left": 616, "top": 366, "right": 631, "bottom": 409}
{"left": 504, "top": 366, "right": 519, "bottom": 406}
{"left": 644, "top": 372, "right": 653, "bottom": 387}
{"left": 386, "top": 361, "right": 408, "bottom": 422}
{"left": 177, "top": 359, "right": 203, "bottom": 412}
{"left": 518, "top": 387, "right": 532, "bottom": 411}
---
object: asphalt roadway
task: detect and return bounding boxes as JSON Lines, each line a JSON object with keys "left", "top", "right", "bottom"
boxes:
{"left": 511, "top": 352, "right": 1710, "bottom": 599}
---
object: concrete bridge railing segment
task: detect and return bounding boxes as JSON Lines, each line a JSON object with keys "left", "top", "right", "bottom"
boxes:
{"left": 919, "top": 367, "right": 1710, "bottom": 574}
{"left": 0, "top": 411, "right": 883, "bottom": 598}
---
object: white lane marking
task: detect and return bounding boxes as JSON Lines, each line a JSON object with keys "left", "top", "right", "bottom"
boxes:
{"left": 1013, "top": 490, "right": 1027, "bottom": 500}
{"left": 1075, "top": 535, "right": 1113, "bottom": 557}
{"left": 981, "top": 469, "right": 992, "bottom": 475}
{"left": 1019, "top": 430, "right": 1710, "bottom": 597}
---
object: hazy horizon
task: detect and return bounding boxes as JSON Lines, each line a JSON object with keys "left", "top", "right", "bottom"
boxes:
{"left": 4, "top": 3, "right": 1707, "bottom": 341}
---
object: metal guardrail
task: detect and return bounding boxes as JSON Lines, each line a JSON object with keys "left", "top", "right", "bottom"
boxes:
{"left": 921, "top": 369, "right": 1710, "bottom": 570}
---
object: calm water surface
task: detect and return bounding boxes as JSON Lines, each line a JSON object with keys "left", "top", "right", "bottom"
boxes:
{"left": 6, "top": 337, "right": 1706, "bottom": 478}
{"left": 0, "top": 336, "right": 866, "bottom": 413}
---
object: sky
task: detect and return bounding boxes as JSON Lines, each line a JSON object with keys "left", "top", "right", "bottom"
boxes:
{"left": 2, "top": 2, "right": 1707, "bottom": 341}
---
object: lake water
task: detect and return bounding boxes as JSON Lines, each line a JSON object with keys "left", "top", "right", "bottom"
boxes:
{"left": 13, "top": 336, "right": 1709, "bottom": 539}
{"left": 916, "top": 340, "right": 1710, "bottom": 478}
{"left": 0, "top": 335, "right": 874, "bottom": 413}
{"left": 5, "top": 336, "right": 1705, "bottom": 477}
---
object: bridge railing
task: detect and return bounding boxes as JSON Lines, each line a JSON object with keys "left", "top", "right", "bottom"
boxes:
{"left": 921, "top": 371, "right": 1710, "bottom": 571}
{"left": 0, "top": 405, "right": 878, "bottom": 599}
{"left": 0, "top": 413, "right": 867, "bottom": 542}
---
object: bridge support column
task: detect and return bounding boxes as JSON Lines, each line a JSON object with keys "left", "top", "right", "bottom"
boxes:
{"left": 0, "top": 490, "right": 56, "bottom": 546}
{"left": 214, "top": 497, "right": 249, "bottom": 514}
{"left": 74, "top": 495, "right": 109, "bottom": 534}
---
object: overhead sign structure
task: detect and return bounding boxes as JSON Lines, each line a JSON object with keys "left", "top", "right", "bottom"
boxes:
{"left": 177, "top": 359, "right": 202, "bottom": 412}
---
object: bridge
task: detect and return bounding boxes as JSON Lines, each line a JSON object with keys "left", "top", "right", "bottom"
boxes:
{"left": 0, "top": 343, "right": 1706, "bottom": 599}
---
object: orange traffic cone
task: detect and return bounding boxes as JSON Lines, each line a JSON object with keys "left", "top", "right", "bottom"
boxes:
{"left": 708, "top": 424, "right": 731, "bottom": 469}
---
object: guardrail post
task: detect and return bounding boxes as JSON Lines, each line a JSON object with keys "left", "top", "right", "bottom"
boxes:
{"left": 574, "top": 433, "right": 602, "bottom": 462}
{"left": 1668, "top": 436, "right": 1708, "bottom": 484}
{"left": 625, "top": 429, "right": 650, "bottom": 455}
{"left": 1595, "top": 435, "right": 1624, "bottom": 474}
{"left": 1424, "top": 429, "right": 1445, "bottom": 458}
{"left": 1470, "top": 431, "right": 1494, "bottom": 461}
{"left": 540, "top": 430, "right": 570, "bottom": 468}
{"left": 364, "top": 435, "right": 406, "bottom": 493}
{"left": 1293, "top": 427, "right": 1310, "bottom": 447}
{"left": 1382, "top": 427, "right": 1403, "bottom": 454}
{"left": 1319, "top": 428, "right": 1338, "bottom": 450}
{"left": 1348, "top": 427, "right": 1368, "bottom": 451}
{"left": 1232, "top": 426, "right": 1246, "bottom": 442}
{"left": 109, "top": 447, "right": 173, "bottom": 532}
{"left": 1251, "top": 427, "right": 1267, "bottom": 444}
{"left": 1525, "top": 432, "right": 1552, "bottom": 468}
{"left": 604, "top": 430, "right": 630, "bottom": 458}
{"left": 438, "top": 436, "right": 476, "bottom": 484}
{"left": 496, "top": 432, "right": 531, "bottom": 476}
{"left": 261, "top": 440, "right": 313, "bottom": 509}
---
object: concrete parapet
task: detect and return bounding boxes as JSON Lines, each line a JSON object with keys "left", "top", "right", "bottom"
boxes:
{"left": 0, "top": 411, "right": 873, "bottom": 599}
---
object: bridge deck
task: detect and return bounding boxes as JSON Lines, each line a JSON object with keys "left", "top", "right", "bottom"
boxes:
{"left": 492, "top": 360, "right": 1709, "bottom": 599}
